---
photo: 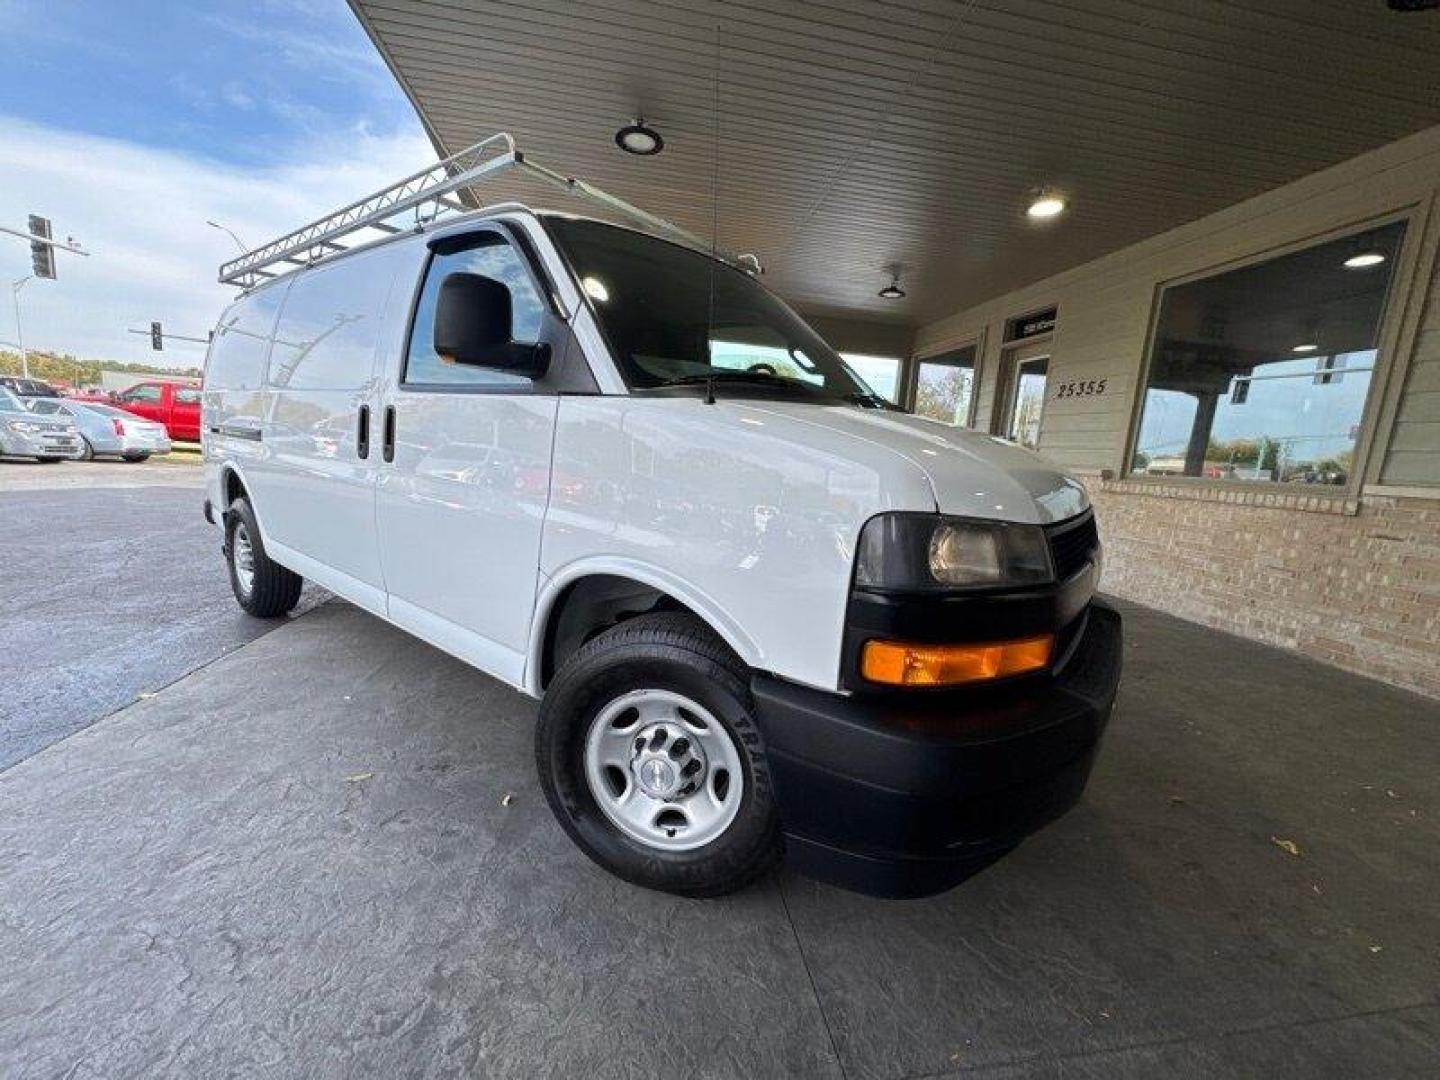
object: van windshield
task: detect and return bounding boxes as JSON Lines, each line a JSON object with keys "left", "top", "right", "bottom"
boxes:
{"left": 546, "top": 217, "right": 889, "bottom": 405}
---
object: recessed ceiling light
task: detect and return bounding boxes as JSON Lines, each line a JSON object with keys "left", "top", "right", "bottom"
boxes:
{"left": 1343, "top": 251, "right": 1386, "bottom": 269}
{"left": 1027, "top": 192, "right": 1067, "bottom": 220}
{"left": 878, "top": 280, "right": 905, "bottom": 300}
{"left": 1292, "top": 342, "right": 1319, "bottom": 353}
{"left": 615, "top": 119, "right": 663, "bottom": 156}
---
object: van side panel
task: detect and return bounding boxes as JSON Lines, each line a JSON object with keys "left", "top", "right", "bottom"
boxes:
{"left": 202, "top": 281, "right": 291, "bottom": 523}
{"left": 246, "top": 243, "right": 412, "bottom": 611}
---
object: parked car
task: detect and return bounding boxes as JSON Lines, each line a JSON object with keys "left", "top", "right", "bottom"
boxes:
{"left": 26, "top": 398, "right": 171, "bottom": 461}
{"left": 111, "top": 380, "right": 202, "bottom": 442}
{"left": 203, "top": 204, "right": 1120, "bottom": 900}
{"left": 0, "top": 387, "right": 82, "bottom": 461}
{"left": 0, "top": 376, "right": 63, "bottom": 398}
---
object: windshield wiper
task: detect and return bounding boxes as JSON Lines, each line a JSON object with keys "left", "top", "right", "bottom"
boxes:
{"left": 843, "top": 391, "right": 898, "bottom": 410}
{"left": 661, "top": 370, "right": 826, "bottom": 404}
{"left": 666, "top": 371, "right": 807, "bottom": 388}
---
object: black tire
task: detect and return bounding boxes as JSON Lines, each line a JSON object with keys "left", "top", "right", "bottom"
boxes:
{"left": 224, "top": 496, "right": 303, "bottom": 618}
{"left": 78, "top": 438, "right": 94, "bottom": 462}
{"left": 36, "top": 457, "right": 63, "bottom": 464}
{"left": 121, "top": 452, "right": 149, "bottom": 462}
{"left": 536, "top": 612, "right": 782, "bottom": 897}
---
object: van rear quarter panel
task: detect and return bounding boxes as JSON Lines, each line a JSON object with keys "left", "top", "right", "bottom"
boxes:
{"left": 203, "top": 280, "right": 291, "bottom": 517}
{"left": 540, "top": 397, "right": 936, "bottom": 691}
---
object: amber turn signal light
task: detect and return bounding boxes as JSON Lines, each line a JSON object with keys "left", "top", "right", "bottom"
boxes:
{"left": 860, "top": 634, "right": 1054, "bottom": 687}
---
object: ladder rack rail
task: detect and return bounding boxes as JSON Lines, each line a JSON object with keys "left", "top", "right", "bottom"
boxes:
{"left": 219, "top": 132, "right": 746, "bottom": 289}
{"left": 219, "top": 133, "right": 517, "bottom": 288}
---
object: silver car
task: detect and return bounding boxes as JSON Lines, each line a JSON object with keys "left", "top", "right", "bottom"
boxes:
{"left": 0, "top": 388, "right": 83, "bottom": 462}
{"left": 27, "top": 398, "right": 172, "bottom": 461}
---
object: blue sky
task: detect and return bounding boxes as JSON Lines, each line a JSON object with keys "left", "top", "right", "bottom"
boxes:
{"left": 1, "top": 0, "right": 420, "bottom": 164}
{"left": 0, "top": 0, "right": 431, "bottom": 367}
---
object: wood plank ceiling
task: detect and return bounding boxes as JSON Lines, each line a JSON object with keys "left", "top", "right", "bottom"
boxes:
{"left": 350, "top": 0, "right": 1440, "bottom": 329}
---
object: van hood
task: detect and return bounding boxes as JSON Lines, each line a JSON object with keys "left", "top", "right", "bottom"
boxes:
{"left": 731, "top": 401, "right": 1090, "bottom": 525}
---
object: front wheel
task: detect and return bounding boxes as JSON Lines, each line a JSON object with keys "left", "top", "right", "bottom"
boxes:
{"left": 225, "top": 497, "right": 302, "bottom": 618}
{"left": 536, "top": 613, "right": 782, "bottom": 897}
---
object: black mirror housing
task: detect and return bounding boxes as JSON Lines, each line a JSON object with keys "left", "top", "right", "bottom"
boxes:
{"left": 433, "top": 271, "right": 548, "bottom": 377}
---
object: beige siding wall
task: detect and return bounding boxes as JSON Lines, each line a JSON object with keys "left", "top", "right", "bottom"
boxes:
{"left": 913, "top": 125, "right": 1440, "bottom": 696}
{"left": 1384, "top": 265, "right": 1440, "bottom": 485}
{"left": 914, "top": 125, "right": 1440, "bottom": 484}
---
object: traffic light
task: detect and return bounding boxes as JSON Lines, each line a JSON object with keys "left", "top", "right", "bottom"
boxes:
{"left": 29, "top": 215, "right": 56, "bottom": 280}
{"left": 151, "top": 322, "right": 163, "bottom": 351}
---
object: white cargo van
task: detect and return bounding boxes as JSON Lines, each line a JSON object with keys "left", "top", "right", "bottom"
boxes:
{"left": 202, "top": 137, "right": 1120, "bottom": 898}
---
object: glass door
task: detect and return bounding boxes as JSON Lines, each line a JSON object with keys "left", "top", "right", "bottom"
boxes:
{"left": 1004, "top": 347, "right": 1049, "bottom": 450}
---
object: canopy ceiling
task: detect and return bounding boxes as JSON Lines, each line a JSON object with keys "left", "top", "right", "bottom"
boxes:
{"left": 350, "top": 0, "right": 1440, "bottom": 328}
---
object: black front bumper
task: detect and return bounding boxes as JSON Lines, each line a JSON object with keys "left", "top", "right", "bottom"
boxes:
{"left": 751, "top": 601, "right": 1122, "bottom": 898}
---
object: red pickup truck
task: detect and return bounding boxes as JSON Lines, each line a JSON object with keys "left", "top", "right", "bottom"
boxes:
{"left": 110, "top": 381, "right": 202, "bottom": 442}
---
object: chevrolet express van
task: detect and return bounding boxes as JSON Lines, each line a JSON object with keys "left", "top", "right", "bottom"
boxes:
{"left": 202, "top": 203, "right": 1121, "bottom": 898}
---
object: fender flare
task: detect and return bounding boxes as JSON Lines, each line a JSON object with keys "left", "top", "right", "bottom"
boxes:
{"left": 526, "top": 556, "right": 764, "bottom": 696}
{"left": 216, "top": 461, "right": 275, "bottom": 542}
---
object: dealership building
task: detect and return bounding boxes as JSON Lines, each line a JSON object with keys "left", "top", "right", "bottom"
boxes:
{"left": 352, "top": 1, "right": 1440, "bottom": 697}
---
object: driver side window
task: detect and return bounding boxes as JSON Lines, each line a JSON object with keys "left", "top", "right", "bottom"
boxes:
{"left": 404, "top": 235, "right": 545, "bottom": 388}
{"left": 123, "top": 385, "right": 162, "bottom": 403}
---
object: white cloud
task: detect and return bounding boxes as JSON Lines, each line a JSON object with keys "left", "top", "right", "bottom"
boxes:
{"left": 0, "top": 116, "right": 434, "bottom": 370}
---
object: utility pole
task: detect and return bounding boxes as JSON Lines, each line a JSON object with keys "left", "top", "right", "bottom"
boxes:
{"left": 11, "top": 277, "right": 31, "bottom": 378}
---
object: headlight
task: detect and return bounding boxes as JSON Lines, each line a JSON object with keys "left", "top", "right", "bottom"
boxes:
{"left": 855, "top": 514, "right": 1053, "bottom": 591}
{"left": 6, "top": 420, "right": 43, "bottom": 433}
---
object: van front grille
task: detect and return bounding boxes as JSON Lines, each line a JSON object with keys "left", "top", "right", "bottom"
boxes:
{"left": 1046, "top": 511, "right": 1099, "bottom": 582}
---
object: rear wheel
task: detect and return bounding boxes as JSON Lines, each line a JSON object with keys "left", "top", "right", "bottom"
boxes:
{"left": 225, "top": 497, "right": 302, "bottom": 618}
{"left": 78, "top": 437, "right": 94, "bottom": 461}
{"left": 121, "top": 451, "right": 149, "bottom": 462}
{"left": 536, "top": 613, "right": 782, "bottom": 897}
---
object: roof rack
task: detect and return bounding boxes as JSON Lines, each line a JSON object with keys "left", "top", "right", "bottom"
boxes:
{"left": 218, "top": 131, "right": 744, "bottom": 288}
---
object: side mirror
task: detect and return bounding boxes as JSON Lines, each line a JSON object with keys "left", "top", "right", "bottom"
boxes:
{"left": 433, "top": 271, "right": 549, "bottom": 377}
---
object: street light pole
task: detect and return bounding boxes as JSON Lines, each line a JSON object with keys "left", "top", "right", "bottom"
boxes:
{"left": 205, "top": 220, "right": 248, "bottom": 254}
{"left": 11, "top": 276, "right": 32, "bottom": 379}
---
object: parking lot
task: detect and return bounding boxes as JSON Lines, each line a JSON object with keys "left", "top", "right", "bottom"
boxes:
{"left": 0, "top": 459, "right": 321, "bottom": 770}
{"left": 2, "top": 464, "right": 1438, "bottom": 1079}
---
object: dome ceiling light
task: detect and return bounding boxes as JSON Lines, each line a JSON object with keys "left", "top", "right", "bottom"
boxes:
{"left": 1343, "top": 251, "right": 1386, "bottom": 269}
{"left": 1026, "top": 190, "right": 1068, "bottom": 220}
{"left": 615, "top": 119, "right": 664, "bottom": 156}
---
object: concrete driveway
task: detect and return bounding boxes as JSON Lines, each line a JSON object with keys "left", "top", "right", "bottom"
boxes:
{"left": 2, "top": 466, "right": 1438, "bottom": 1078}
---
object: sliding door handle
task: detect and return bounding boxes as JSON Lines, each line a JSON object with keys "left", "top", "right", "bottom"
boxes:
{"left": 382, "top": 405, "right": 396, "bottom": 463}
{"left": 357, "top": 404, "right": 370, "bottom": 460}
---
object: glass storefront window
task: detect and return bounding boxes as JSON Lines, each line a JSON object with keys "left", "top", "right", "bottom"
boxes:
{"left": 1131, "top": 221, "right": 1405, "bottom": 485}
{"left": 914, "top": 346, "right": 976, "bottom": 424}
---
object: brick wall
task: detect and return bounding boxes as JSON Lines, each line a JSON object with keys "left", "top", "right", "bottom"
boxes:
{"left": 1087, "top": 482, "right": 1440, "bottom": 700}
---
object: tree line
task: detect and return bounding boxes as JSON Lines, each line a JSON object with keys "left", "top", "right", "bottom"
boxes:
{"left": 0, "top": 349, "right": 202, "bottom": 385}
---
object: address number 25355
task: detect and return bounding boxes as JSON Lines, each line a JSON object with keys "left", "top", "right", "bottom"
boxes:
{"left": 1054, "top": 379, "right": 1107, "bottom": 399}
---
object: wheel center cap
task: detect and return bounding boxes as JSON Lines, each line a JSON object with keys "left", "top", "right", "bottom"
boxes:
{"left": 639, "top": 757, "right": 677, "bottom": 796}
{"left": 628, "top": 721, "right": 707, "bottom": 801}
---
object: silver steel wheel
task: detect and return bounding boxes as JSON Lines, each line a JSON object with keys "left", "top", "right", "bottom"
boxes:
{"left": 583, "top": 688, "right": 745, "bottom": 852}
{"left": 232, "top": 522, "right": 256, "bottom": 596}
